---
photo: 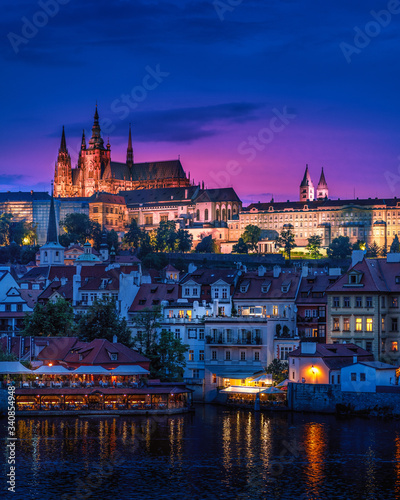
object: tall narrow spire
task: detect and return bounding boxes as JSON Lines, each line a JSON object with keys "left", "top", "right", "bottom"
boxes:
{"left": 59, "top": 126, "right": 67, "bottom": 152}
{"left": 299, "top": 164, "right": 314, "bottom": 202}
{"left": 126, "top": 123, "right": 133, "bottom": 168}
{"left": 81, "top": 129, "right": 86, "bottom": 150}
{"left": 89, "top": 104, "right": 104, "bottom": 149}
{"left": 317, "top": 167, "right": 329, "bottom": 200}
{"left": 46, "top": 193, "right": 58, "bottom": 244}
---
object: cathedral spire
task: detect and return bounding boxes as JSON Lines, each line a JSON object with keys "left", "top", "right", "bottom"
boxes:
{"left": 126, "top": 123, "right": 133, "bottom": 168}
{"left": 300, "top": 164, "right": 314, "bottom": 202}
{"left": 317, "top": 167, "right": 329, "bottom": 200}
{"left": 81, "top": 129, "right": 86, "bottom": 150}
{"left": 89, "top": 103, "right": 104, "bottom": 149}
{"left": 59, "top": 126, "right": 67, "bottom": 153}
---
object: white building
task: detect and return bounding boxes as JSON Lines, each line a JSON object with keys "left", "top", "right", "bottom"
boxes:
{"left": 340, "top": 361, "right": 398, "bottom": 393}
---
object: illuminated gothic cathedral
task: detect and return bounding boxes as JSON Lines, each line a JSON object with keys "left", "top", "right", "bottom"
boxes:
{"left": 54, "top": 106, "right": 191, "bottom": 198}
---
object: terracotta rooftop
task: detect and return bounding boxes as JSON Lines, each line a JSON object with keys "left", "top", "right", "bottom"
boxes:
{"left": 129, "top": 283, "right": 179, "bottom": 312}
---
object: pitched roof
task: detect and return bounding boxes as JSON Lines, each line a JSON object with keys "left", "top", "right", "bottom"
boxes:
{"left": 327, "top": 258, "right": 400, "bottom": 293}
{"left": 194, "top": 188, "right": 241, "bottom": 203}
{"left": 121, "top": 186, "right": 198, "bottom": 206}
{"left": 234, "top": 271, "right": 300, "bottom": 300}
{"left": 19, "top": 289, "right": 41, "bottom": 308}
{"left": 109, "top": 159, "right": 187, "bottom": 182}
{"left": 63, "top": 339, "right": 149, "bottom": 365}
{"left": 129, "top": 283, "right": 179, "bottom": 312}
{"left": 88, "top": 192, "right": 126, "bottom": 204}
{"left": 181, "top": 268, "right": 237, "bottom": 286}
{"left": 290, "top": 343, "right": 373, "bottom": 362}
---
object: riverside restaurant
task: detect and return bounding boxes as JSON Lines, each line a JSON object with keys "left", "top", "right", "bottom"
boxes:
{"left": 0, "top": 362, "right": 192, "bottom": 415}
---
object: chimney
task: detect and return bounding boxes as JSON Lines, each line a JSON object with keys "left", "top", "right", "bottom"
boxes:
{"left": 112, "top": 335, "right": 118, "bottom": 343}
{"left": 273, "top": 265, "right": 281, "bottom": 278}
{"left": 351, "top": 250, "right": 365, "bottom": 268}
{"left": 353, "top": 355, "right": 358, "bottom": 364}
{"left": 258, "top": 265, "right": 266, "bottom": 277}
{"left": 301, "top": 264, "right": 309, "bottom": 277}
{"left": 188, "top": 263, "right": 197, "bottom": 274}
{"left": 301, "top": 342, "right": 317, "bottom": 354}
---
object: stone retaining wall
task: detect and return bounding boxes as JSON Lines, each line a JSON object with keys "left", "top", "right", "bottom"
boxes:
{"left": 287, "top": 383, "right": 400, "bottom": 416}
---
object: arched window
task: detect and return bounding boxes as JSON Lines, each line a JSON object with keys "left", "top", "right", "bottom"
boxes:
{"left": 222, "top": 209, "right": 226, "bottom": 220}
{"left": 228, "top": 209, "right": 231, "bottom": 220}
{"left": 204, "top": 209, "right": 209, "bottom": 221}
{"left": 216, "top": 209, "right": 220, "bottom": 221}
{"left": 196, "top": 209, "right": 200, "bottom": 221}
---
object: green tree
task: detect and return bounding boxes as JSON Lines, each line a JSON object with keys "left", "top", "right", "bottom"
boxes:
{"left": 306, "top": 234, "right": 322, "bottom": 259}
{"left": 22, "top": 298, "right": 76, "bottom": 337}
{"left": 327, "top": 236, "right": 352, "bottom": 259}
{"left": 390, "top": 235, "right": 400, "bottom": 253}
{"left": 106, "top": 229, "right": 119, "bottom": 253}
{"left": 76, "top": 297, "right": 132, "bottom": 346}
{"left": 149, "top": 329, "right": 188, "bottom": 381}
{"left": 195, "top": 235, "right": 215, "bottom": 253}
{"left": 124, "top": 219, "right": 142, "bottom": 249}
{"left": 20, "top": 245, "right": 40, "bottom": 265}
{"left": 276, "top": 226, "right": 296, "bottom": 261}
{"left": 242, "top": 224, "right": 261, "bottom": 252}
{"left": 155, "top": 220, "right": 177, "bottom": 252}
{"left": 141, "top": 252, "right": 168, "bottom": 270}
{"left": 10, "top": 220, "right": 37, "bottom": 246}
{"left": 132, "top": 306, "right": 162, "bottom": 355}
{"left": 0, "top": 345, "right": 17, "bottom": 361}
{"left": 60, "top": 213, "right": 102, "bottom": 247}
{"left": 266, "top": 359, "right": 288, "bottom": 383}
{"left": 367, "top": 241, "right": 380, "bottom": 258}
{"left": 232, "top": 238, "right": 248, "bottom": 254}
{"left": 175, "top": 229, "right": 193, "bottom": 253}
{"left": 0, "top": 213, "right": 13, "bottom": 246}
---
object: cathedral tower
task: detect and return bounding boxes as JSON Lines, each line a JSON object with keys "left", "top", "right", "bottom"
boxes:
{"left": 54, "top": 126, "right": 72, "bottom": 197}
{"left": 317, "top": 167, "right": 329, "bottom": 200}
{"left": 300, "top": 164, "right": 314, "bottom": 202}
{"left": 126, "top": 124, "right": 133, "bottom": 168}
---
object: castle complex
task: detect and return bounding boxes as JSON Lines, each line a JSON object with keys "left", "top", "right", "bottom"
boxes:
{"left": 54, "top": 106, "right": 190, "bottom": 198}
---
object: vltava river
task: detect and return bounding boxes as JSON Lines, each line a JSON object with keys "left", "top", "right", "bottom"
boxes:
{"left": 1, "top": 406, "right": 400, "bottom": 500}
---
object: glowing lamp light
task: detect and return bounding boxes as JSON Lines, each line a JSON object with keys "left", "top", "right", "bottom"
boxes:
{"left": 311, "top": 365, "right": 316, "bottom": 374}
{"left": 49, "top": 363, "right": 53, "bottom": 367}
{"left": 22, "top": 237, "right": 30, "bottom": 245}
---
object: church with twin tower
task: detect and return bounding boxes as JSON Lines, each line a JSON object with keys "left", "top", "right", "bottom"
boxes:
{"left": 299, "top": 164, "right": 328, "bottom": 202}
{"left": 54, "top": 106, "right": 191, "bottom": 198}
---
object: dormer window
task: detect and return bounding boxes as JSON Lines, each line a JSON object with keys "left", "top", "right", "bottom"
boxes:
{"left": 261, "top": 286, "right": 269, "bottom": 293}
{"left": 110, "top": 353, "right": 118, "bottom": 361}
{"left": 240, "top": 285, "right": 247, "bottom": 293}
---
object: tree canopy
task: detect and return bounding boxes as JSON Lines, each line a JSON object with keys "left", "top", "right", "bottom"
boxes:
{"left": 306, "top": 234, "right": 322, "bottom": 259}
{"left": 265, "top": 359, "right": 288, "bottom": 383}
{"left": 242, "top": 224, "right": 261, "bottom": 252}
{"left": 131, "top": 307, "right": 188, "bottom": 381}
{"left": 22, "top": 298, "right": 76, "bottom": 337}
{"left": 276, "top": 226, "right": 296, "bottom": 260}
{"left": 232, "top": 237, "right": 248, "bottom": 254}
{"left": 390, "top": 235, "right": 400, "bottom": 253}
{"left": 327, "top": 236, "right": 352, "bottom": 259}
{"left": 59, "top": 213, "right": 102, "bottom": 248}
{"left": 195, "top": 235, "right": 216, "bottom": 253}
{"left": 76, "top": 297, "right": 132, "bottom": 347}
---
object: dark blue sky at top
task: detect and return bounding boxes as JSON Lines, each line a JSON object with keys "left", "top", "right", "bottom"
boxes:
{"left": 1, "top": 0, "right": 400, "bottom": 204}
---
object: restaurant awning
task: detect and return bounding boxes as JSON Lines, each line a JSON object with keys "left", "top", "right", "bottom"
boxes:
{"left": 33, "top": 365, "right": 72, "bottom": 375}
{"left": 72, "top": 366, "right": 111, "bottom": 375}
{"left": 0, "top": 361, "right": 33, "bottom": 374}
{"left": 220, "top": 386, "right": 265, "bottom": 394}
{"left": 107, "top": 365, "right": 149, "bottom": 376}
{"left": 205, "top": 366, "right": 262, "bottom": 379}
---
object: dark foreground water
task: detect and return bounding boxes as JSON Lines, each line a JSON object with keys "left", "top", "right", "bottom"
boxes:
{"left": 1, "top": 407, "right": 400, "bottom": 500}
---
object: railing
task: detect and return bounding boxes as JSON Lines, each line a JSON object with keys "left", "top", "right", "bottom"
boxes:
{"left": 205, "top": 337, "right": 262, "bottom": 345}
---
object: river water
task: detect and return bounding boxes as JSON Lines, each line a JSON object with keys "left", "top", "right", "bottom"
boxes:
{"left": 1, "top": 406, "right": 399, "bottom": 500}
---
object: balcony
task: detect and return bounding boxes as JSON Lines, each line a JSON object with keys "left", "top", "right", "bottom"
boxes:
{"left": 205, "top": 335, "right": 262, "bottom": 345}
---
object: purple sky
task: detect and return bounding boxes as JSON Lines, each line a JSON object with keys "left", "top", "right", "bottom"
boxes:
{"left": 1, "top": 0, "right": 400, "bottom": 205}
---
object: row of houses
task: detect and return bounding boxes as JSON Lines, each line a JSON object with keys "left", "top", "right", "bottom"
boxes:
{"left": 1, "top": 243, "right": 400, "bottom": 399}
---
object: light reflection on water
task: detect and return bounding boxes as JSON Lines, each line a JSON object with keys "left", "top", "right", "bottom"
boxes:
{"left": 1, "top": 408, "right": 399, "bottom": 500}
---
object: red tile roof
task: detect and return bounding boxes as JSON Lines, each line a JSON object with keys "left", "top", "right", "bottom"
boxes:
{"left": 129, "top": 283, "right": 179, "bottom": 312}
{"left": 328, "top": 259, "right": 400, "bottom": 293}
{"left": 233, "top": 271, "right": 300, "bottom": 300}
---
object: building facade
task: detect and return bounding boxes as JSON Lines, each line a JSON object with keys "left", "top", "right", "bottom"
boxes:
{"left": 54, "top": 107, "right": 191, "bottom": 198}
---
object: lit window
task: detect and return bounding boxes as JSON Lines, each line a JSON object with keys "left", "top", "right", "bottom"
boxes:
{"left": 272, "top": 306, "right": 278, "bottom": 316}
{"left": 392, "top": 341, "right": 398, "bottom": 352}
{"left": 189, "top": 350, "right": 194, "bottom": 361}
{"left": 366, "top": 318, "right": 373, "bottom": 332}
{"left": 356, "top": 318, "right": 362, "bottom": 331}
